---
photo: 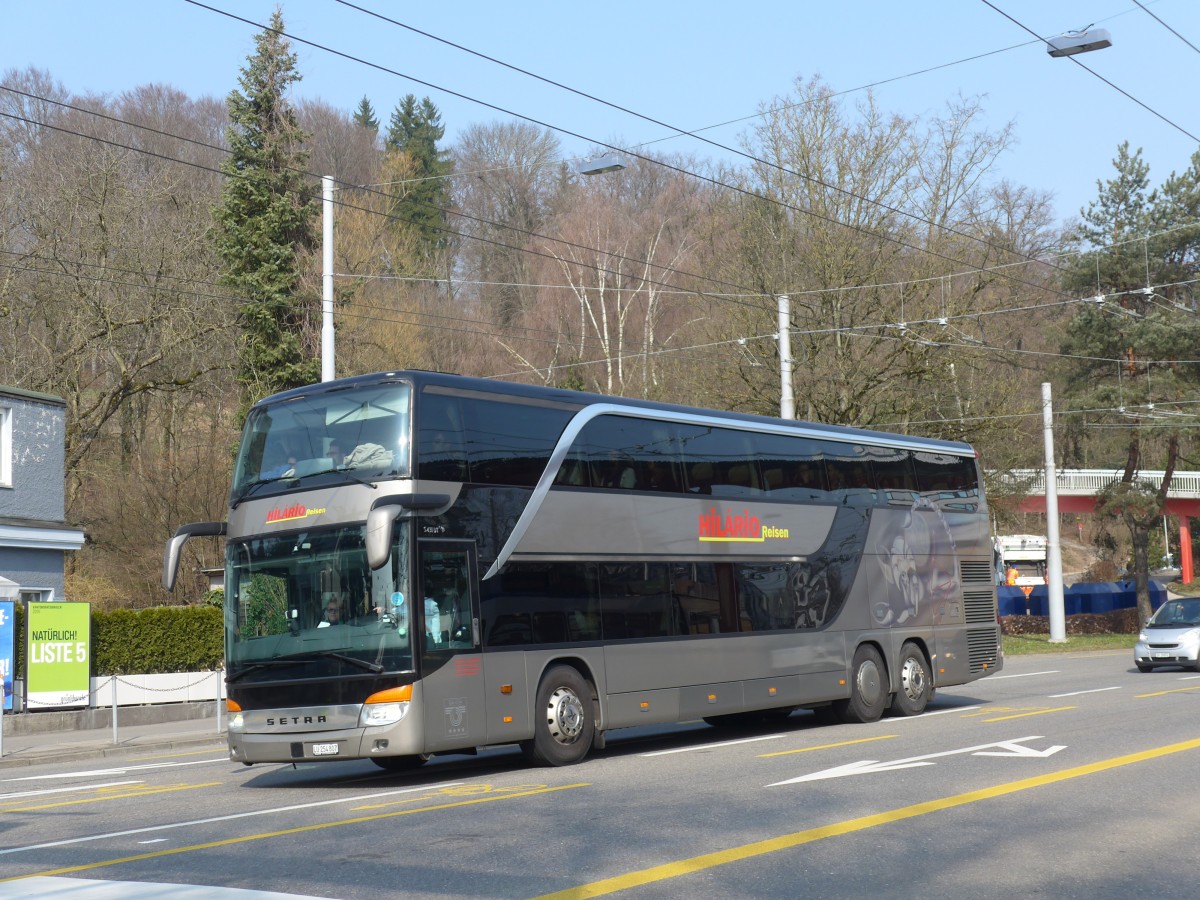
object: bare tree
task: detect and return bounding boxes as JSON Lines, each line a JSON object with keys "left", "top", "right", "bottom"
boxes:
{"left": 704, "top": 76, "right": 1058, "bottom": 448}
{"left": 506, "top": 152, "right": 706, "bottom": 396}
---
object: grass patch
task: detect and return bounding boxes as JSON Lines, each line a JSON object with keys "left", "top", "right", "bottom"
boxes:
{"left": 1003, "top": 633, "right": 1133, "bottom": 654}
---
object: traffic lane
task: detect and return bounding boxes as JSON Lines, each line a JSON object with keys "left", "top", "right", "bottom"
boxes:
{"left": 0, "top": 751, "right": 246, "bottom": 854}
{"left": 8, "top": 702, "right": 1170, "bottom": 898}
{"left": 0, "top": 715, "right": 961, "bottom": 894}
{"left": 4, "top": 721, "right": 1193, "bottom": 900}
{"left": 557, "top": 732, "right": 1200, "bottom": 900}
{"left": 3, "top": 655, "right": 1187, "bottom": 896}
{"left": 0, "top": 770, "right": 596, "bottom": 895}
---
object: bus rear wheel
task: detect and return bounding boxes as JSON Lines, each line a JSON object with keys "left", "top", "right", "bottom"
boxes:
{"left": 522, "top": 665, "right": 595, "bottom": 767}
{"left": 888, "top": 642, "right": 931, "bottom": 717}
{"left": 832, "top": 644, "right": 888, "bottom": 724}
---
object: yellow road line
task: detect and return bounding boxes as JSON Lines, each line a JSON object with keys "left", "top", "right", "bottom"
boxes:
{"left": 5, "top": 783, "right": 222, "bottom": 812}
{"left": 533, "top": 737, "right": 1200, "bottom": 899}
{"left": 1137, "top": 685, "right": 1200, "bottom": 698}
{"left": 0, "top": 782, "right": 588, "bottom": 882}
{"left": 981, "top": 706, "right": 1076, "bottom": 722}
{"left": 758, "top": 735, "right": 898, "bottom": 758}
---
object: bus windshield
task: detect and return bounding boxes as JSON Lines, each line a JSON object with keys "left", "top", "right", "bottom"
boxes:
{"left": 225, "top": 522, "right": 414, "bottom": 682}
{"left": 231, "top": 382, "right": 411, "bottom": 496}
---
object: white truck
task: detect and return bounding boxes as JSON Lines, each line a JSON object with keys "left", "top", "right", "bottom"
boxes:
{"left": 994, "top": 534, "right": 1048, "bottom": 587}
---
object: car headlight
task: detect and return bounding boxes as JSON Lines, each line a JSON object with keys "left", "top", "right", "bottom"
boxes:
{"left": 359, "top": 701, "right": 409, "bottom": 728}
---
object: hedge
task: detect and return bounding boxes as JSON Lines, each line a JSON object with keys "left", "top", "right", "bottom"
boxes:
{"left": 9, "top": 604, "right": 223, "bottom": 677}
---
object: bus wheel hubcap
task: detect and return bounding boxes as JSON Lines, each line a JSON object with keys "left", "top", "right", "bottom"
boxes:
{"left": 857, "top": 662, "right": 882, "bottom": 705}
{"left": 547, "top": 687, "right": 585, "bottom": 744}
{"left": 900, "top": 657, "right": 925, "bottom": 700}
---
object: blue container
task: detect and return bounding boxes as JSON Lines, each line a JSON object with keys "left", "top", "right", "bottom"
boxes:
{"left": 997, "top": 586, "right": 1026, "bottom": 617}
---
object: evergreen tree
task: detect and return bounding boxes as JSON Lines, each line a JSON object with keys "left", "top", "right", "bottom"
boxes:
{"left": 1060, "top": 144, "right": 1200, "bottom": 618}
{"left": 385, "top": 94, "right": 451, "bottom": 253}
{"left": 213, "top": 9, "right": 319, "bottom": 402}
{"left": 353, "top": 95, "right": 379, "bottom": 132}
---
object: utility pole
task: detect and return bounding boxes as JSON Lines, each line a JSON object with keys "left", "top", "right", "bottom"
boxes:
{"left": 321, "top": 175, "right": 335, "bottom": 383}
{"left": 1043, "top": 382, "right": 1066, "bottom": 642}
{"left": 778, "top": 294, "right": 794, "bottom": 419}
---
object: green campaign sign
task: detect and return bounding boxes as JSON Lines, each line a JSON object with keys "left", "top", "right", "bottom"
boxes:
{"left": 26, "top": 601, "right": 91, "bottom": 709}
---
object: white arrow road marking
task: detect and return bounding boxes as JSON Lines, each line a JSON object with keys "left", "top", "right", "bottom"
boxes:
{"left": 974, "top": 739, "right": 1066, "bottom": 758}
{"left": 770, "top": 735, "right": 1065, "bottom": 785}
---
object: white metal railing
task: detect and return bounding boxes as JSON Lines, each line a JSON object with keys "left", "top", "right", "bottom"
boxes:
{"left": 1001, "top": 469, "right": 1200, "bottom": 498}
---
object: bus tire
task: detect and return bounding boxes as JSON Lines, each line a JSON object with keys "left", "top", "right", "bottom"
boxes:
{"left": 888, "top": 642, "right": 931, "bottom": 717}
{"left": 372, "top": 753, "right": 431, "bottom": 772}
{"left": 832, "top": 644, "right": 888, "bottom": 724}
{"left": 522, "top": 665, "right": 594, "bottom": 767}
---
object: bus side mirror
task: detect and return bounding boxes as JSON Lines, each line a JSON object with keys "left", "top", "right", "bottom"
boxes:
{"left": 366, "top": 504, "right": 405, "bottom": 571}
{"left": 162, "top": 521, "right": 227, "bottom": 591}
{"left": 367, "top": 494, "right": 452, "bottom": 570}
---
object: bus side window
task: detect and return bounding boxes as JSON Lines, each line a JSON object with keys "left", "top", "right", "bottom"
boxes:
{"left": 688, "top": 462, "right": 714, "bottom": 494}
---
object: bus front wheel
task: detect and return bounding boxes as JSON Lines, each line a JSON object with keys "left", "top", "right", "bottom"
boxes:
{"left": 522, "top": 665, "right": 595, "bottom": 767}
{"left": 888, "top": 642, "right": 931, "bottom": 717}
{"left": 832, "top": 644, "right": 888, "bottom": 724}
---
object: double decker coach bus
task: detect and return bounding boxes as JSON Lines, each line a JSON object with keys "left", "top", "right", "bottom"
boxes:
{"left": 163, "top": 370, "right": 1000, "bottom": 770}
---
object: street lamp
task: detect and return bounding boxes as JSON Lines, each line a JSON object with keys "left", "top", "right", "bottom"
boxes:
{"left": 1046, "top": 26, "right": 1112, "bottom": 58}
{"left": 575, "top": 154, "right": 625, "bottom": 176}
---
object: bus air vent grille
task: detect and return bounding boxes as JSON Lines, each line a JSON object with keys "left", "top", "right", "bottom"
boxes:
{"left": 962, "top": 589, "right": 997, "bottom": 624}
{"left": 959, "top": 560, "right": 994, "bottom": 585}
{"left": 967, "top": 627, "right": 999, "bottom": 673}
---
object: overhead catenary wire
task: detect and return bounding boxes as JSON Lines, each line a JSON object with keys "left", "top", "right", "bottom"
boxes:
{"left": 980, "top": 0, "right": 1200, "bottom": 143}
{"left": 180, "top": 1, "right": 1077, "bottom": 303}
{"left": 6, "top": 24, "right": 1200, "bottom": 383}
{"left": 0, "top": 79, "right": 1084, "bottom": 342}
{"left": 332, "top": 0, "right": 1069, "bottom": 276}
{"left": 1132, "top": 0, "right": 1200, "bottom": 57}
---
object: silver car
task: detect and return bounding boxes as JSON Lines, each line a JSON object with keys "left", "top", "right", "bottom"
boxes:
{"left": 1134, "top": 598, "right": 1200, "bottom": 672}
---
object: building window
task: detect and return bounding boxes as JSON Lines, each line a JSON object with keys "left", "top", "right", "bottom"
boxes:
{"left": 19, "top": 588, "right": 53, "bottom": 602}
{"left": 0, "top": 406, "right": 11, "bottom": 488}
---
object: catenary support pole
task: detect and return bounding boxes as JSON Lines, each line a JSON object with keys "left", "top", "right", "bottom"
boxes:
{"left": 778, "top": 294, "right": 794, "bottom": 420}
{"left": 1043, "top": 382, "right": 1066, "bottom": 642}
{"left": 321, "top": 175, "right": 335, "bottom": 383}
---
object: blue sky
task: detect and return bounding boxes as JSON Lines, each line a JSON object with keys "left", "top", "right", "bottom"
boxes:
{"left": 3, "top": 1, "right": 1198, "bottom": 226}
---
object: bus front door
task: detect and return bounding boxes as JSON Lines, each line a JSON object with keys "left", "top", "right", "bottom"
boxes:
{"left": 417, "top": 541, "right": 487, "bottom": 753}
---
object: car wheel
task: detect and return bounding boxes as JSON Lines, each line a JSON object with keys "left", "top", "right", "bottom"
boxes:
{"left": 1135, "top": 662, "right": 1153, "bottom": 673}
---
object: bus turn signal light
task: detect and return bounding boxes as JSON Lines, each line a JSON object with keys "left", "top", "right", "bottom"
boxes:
{"left": 365, "top": 684, "right": 413, "bottom": 704}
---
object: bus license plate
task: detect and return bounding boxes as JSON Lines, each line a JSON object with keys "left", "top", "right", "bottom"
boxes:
{"left": 312, "top": 742, "right": 340, "bottom": 756}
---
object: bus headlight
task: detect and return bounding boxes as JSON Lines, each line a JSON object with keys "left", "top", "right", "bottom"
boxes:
{"left": 360, "top": 685, "right": 413, "bottom": 728}
{"left": 227, "top": 699, "right": 244, "bottom": 732}
{"left": 360, "top": 702, "right": 408, "bottom": 727}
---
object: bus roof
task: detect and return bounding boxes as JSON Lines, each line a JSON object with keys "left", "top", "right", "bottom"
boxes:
{"left": 253, "top": 370, "right": 976, "bottom": 457}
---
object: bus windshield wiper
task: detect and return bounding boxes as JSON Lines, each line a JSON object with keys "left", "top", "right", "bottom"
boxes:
{"left": 231, "top": 476, "right": 294, "bottom": 509}
{"left": 285, "top": 467, "right": 378, "bottom": 490}
{"left": 316, "top": 651, "right": 384, "bottom": 674}
{"left": 226, "top": 659, "right": 305, "bottom": 682}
